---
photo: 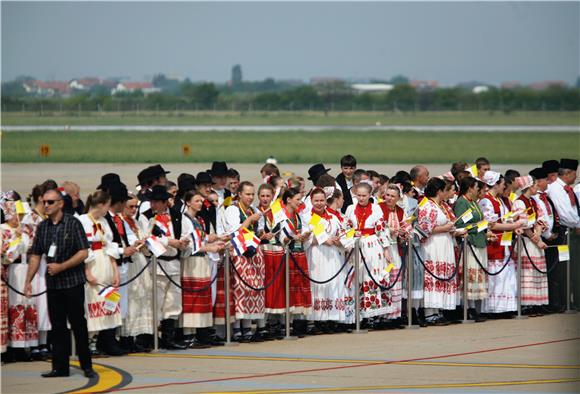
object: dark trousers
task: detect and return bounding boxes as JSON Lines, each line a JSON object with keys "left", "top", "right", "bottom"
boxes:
{"left": 545, "top": 246, "right": 566, "bottom": 308}
{"left": 46, "top": 284, "right": 92, "bottom": 372}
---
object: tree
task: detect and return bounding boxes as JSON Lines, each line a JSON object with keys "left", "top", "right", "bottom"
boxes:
{"left": 386, "top": 84, "right": 417, "bottom": 111}
{"left": 194, "top": 83, "right": 219, "bottom": 109}
{"left": 389, "top": 74, "right": 410, "bottom": 86}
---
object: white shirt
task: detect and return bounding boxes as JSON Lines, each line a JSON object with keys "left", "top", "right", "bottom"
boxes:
{"left": 547, "top": 178, "right": 580, "bottom": 229}
{"left": 532, "top": 192, "right": 554, "bottom": 239}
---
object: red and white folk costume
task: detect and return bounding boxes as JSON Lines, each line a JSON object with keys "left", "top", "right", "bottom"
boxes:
{"left": 344, "top": 202, "right": 390, "bottom": 319}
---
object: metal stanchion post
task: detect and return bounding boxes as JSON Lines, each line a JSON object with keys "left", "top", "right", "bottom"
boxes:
{"left": 515, "top": 234, "right": 527, "bottom": 320}
{"left": 71, "top": 335, "right": 77, "bottom": 360}
{"left": 224, "top": 248, "right": 239, "bottom": 346}
{"left": 565, "top": 230, "right": 577, "bottom": 314}
{"left": 151, "top": 255, "right": 159, "bottom": 351}
{"left": 284, "top": 247, "right": 297, "bottom": 340}
{"left": 406, "top": 240, "right": 419, "bottom": 329}
{"left": 461, "top": 240, "right": 474, "bottom": 324}
{"left": 353, "top": 238, "right": 367, "bottom": 334}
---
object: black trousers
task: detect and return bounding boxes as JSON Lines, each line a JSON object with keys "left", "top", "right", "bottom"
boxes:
{"left": 545, "top": 246, "right": 566, "bottom": 308}
{"left": 46, "top": 284, "right": 92, "bottom": 372}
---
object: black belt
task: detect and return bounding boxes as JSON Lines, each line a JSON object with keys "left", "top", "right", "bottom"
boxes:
{"left": 11, "top": 258, "right": 22, "bottom": 264}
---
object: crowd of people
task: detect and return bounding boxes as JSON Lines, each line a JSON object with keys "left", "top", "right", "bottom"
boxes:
{"left": 1, "top": 155, "right": 579, "bottom": 379}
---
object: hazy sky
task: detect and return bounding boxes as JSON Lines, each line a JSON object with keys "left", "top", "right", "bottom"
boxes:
{"left": 2, "top": 1, "right": 579, "bottom": 85}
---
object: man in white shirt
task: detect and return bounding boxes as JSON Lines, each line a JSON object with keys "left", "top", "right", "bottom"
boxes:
{"left": 546, "top": 158, "right": 579, "bottom": 309}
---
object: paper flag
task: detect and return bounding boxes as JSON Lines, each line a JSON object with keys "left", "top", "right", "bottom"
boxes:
{"left": 270, "top": 199, "right": 289, "bottom": 226}
{"left": 468, "top": 164, "right": 478, "bottom": 177}
{"left": 477, "top": 220, "right": 488, "bottom": 232}
{"left": 223, "top": 196, "right": 233, "bottom": 208}
{"left": 385, "top": 262, "right": 395, "bottom": 274}
{"left": 458, "top": 208, "right": 473, "bottom": 223}
{"left": 312, "top": 222, "right": 329, "bottom": 244}
{"left": 146, "top": 235, "right": 167, "bottom": 257}
{"left": 558, "top": 245, "right": 570, "bottom": 262}
{"left": 418, "top": 197, "right": 428, "bottom": 208}
{"left": 527, "top": 212, "right": 536, "bottom": 226}
{"left": 509, "top": 192, "right": 517, "bottom": 203}
{"left": 500, "top": 231, "right": 513, "bottom": 246}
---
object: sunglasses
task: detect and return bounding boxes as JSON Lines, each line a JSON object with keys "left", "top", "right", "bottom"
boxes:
{"left": 43, "top": 199, "right": 62, "bottom": 205}
{"left": 128, "top": 205, "right": 138, "bottom": 209}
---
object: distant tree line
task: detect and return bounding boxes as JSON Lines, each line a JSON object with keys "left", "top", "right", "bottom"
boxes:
{"left": 2, "top": 77, "right": 579, "bottom": 113}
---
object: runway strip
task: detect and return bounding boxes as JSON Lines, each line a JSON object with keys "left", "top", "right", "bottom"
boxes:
{"left": 80, "top": 336, "right": 579, "bottom": 393}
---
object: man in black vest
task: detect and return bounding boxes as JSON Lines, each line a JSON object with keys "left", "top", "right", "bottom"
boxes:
{"left": 335, "top": 155, "right": 357, "bottom": 213}
{"left": 139, "top": 185, "right": 192, "bottom": 349}
{"left": 196, "top": 171, "right": 217, "bottom": 234}
{"left": 137, "top": 164, "right": 171, "bottom": 218}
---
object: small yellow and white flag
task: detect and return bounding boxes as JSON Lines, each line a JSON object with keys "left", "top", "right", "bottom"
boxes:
{"left": 468, "top": 164, "right": 478, "bottom": 178}
{"left": 418, "top": 197, "right": 428, "bottom": 208}
{"left": 458, "top": 208, "right": 473, "bottom": 223}
{"left": 509, "top": 192, "right": 517, "bottom": 203}
{"left": 557, "top": 245, "right": 570, "bottom": 262}
{"left": 527, "top": 212, "right": 536, "bottom": 226}
{"left": 500, "top": 231, "right": 513, "bottom": 246}
{"left": 476, "top": 220, "right": 488, "bottom": 232}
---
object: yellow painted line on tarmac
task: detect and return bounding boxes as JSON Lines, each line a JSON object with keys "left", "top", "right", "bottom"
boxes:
{"left": 67, "top": 361, "right": 124, "bottom": 394}
{"left": 204, "top": 377, "right": 580, "bottom": 393}
{"left": 129, "top": 353, "right": 580, "bottom": 370}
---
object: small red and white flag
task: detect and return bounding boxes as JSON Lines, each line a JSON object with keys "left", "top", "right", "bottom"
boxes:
{"left": 146, "top": 235, "right": 166, "bottom": 257}
{"left": 230, "top": 228, "right": 260, "bottom": 257}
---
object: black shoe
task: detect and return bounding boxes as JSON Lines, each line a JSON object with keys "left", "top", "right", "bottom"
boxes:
{"left": 251, "top": 331, "right": 265, "bottom": 343}
{"left": 42, "top": 370, "right": 69, "bottom": 378}
{"left": 83, "top": 368, "right": 96, "bottom": 379}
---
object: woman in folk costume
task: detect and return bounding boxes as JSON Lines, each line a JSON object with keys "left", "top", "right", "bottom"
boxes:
{"left": 223, "top": 181, "right": 266, "bottom": 342}
{"left": 303, "top": 188, "right": 348, "bottom": 328}
{"left": 20, "top": 185, "right": 52, "bottom": 360}
{"left": 121, "top": 194, "right": 154, "bottom": 352}
{"left": 1, "top": 192, "right": 37, "bottom": 360}
{"left": 513, "top": 175, "right": 549, "bottom": 314}
{"left": 377, "top": 184, "right": 410, "bottom": 325}
{"left": 256, "top": 183, "right": 285, "bottom": 339}
{"left": 454, "top": 177, "right": 488, "bottom": 322}
{"left": 416, "top": 179, "right": 462, "bottom": 325}
{"left": 79, "top": 190, "right": 123, "bottom": 356}
{"left": 479, "top": 172, "right": 525, "bottom": 315}
{"left": 181, "top": 190, "right": 226, "bottom": 347}
{"left": 279, "top": 188, "right": 313, "bottom": 337}
{"left": 344, "top": 182, "right": 390, "bottom": 325}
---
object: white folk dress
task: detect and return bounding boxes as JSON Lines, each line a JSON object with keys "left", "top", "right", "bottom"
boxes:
{"left": 79, "top": 214, "right": 122, "bottom": 333}
{"left": 479, "top": 195, "right": 517, "bottom": 313}
{"left": 344, "top": 203, "right": 390, "bottom": 319}
{"left": 303, "top": 210, "right": 348, "bottom": 322}
{"left": 417, "top": 200, "right": 458, "bottom": 310}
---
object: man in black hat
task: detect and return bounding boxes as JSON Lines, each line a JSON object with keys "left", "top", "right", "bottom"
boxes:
{"left": 196, "top": 171, "right": 217, "bottom": 235}
{"left": 174, "top": 174, "right": 197, "bottom": 214}
{"left": 139, "top": 185, "right": 192, "bottom": 349}
{"left": 530, "top": 167, "right": 565, "bottom": 313}
{"left": 208, "top": 162, "right": 232, "bottom": 236}
{"left": 103, "top": 182, "right": 150, "bottom": 353}
{"left": 542, "top": 160, "right": 560, "bottom": 185}
{"left": 137, "top": 165, "right": 171, "bottom": 218}
{"left": 547, "top": 158, "right": 580, "bottom": 309}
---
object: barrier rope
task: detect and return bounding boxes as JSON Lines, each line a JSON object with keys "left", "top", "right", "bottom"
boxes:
{"left": 521, "top": 238, "right": 559, "bottom": 275}
{"left": 157, "top": 260, "right": 219, "bottom": 293}
{"left": 117, "top": 258, "right": 152, "bottom": 287}
{"left": 412, "top": 244, "right": 460, "bottom": 282}
{"left": 466, "top": 241, "right": 512, "bottom": 276}
{"left": 230, "top": 253, "right": 286, "bottom": 291}
{"left": 359, "top": 248, "right": 405, "bottom": 291}
{"left": 1, "top": 278, "right": 46, "bottom": 297}
{"left": 290, "top": 249, "right": 353, "bottom": 285}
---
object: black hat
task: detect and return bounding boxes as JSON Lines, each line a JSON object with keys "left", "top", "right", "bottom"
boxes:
{"left": 208, "top": 161, "right": 228, "bottom": 177}
{"left": 149, "top": 185, "right": 172, "bottom": 201}
{"left": 560, "top": 158, "right": 578, "bottom": 171}
{"left": 108, "top": 182, "right": 130, "bottom": 203}
{"left": 529, "top": 167, "right": 548, "bottom": 180}
{"left": 137, "top": 167, "right": 155, "bottom": 186}
{"left": 307, "top": 163, "right": 331, "bottom": 181}
{"left": 177, "top": 173, "right": 197, "bottom": 192}
{"left": 196, "top": 171, "right": 213, "bottom": 185}
{"left": 542, "top": 160, "right": 559, "bottom": 174}
{"left": 150, "top": 164, "right": 170, "bottom": 178}
{"left": 98, "top": 173, "right": 121, "bottom": 190}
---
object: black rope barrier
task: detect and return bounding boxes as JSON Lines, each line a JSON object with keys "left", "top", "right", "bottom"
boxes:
{"left": 230, "top": 253, "right": 286, "bottom": 291}
{"left": 1, "top": 278, "right": 46, "bottom": 297}
{"left": 289, "top": 249, "right": 353, "bottom": 285}
{"left": 466, "top": 241, "right": 512, "bottom": 276}
{"left": 117, "top": 258, "right": 152, "bottom": 287}
{"left": 521, "top": 238, "right": 559, "bottom": 275}
{"left": 157, "top": 260, "right": 219, "bottom": 293}
{"left": 359, "top": 248, "right": 405, "bottom": 291}
{"left": 412, "top": 244, "right": 460, "bottom": 282}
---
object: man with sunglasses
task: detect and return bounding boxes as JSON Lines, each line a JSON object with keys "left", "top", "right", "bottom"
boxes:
{"left": 24, "top": 189, "right": 95, "bottom": 379}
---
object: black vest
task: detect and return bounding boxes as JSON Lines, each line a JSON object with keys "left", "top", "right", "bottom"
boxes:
{"left": 335, "top": 173, "right": 353, "bottom": 213}
{"left": 142, "top": 207, "right": 182, "bottom": 239}
{"left": 197, "top": 204, "right": 216, "bottom": 234}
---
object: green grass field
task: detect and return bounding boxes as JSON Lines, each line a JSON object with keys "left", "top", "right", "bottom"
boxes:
{"left": 2, "top": 111, "right": 580, "bottom": 126}
{"left": 2, "top": 130, "right": 577, "bottom": 163}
